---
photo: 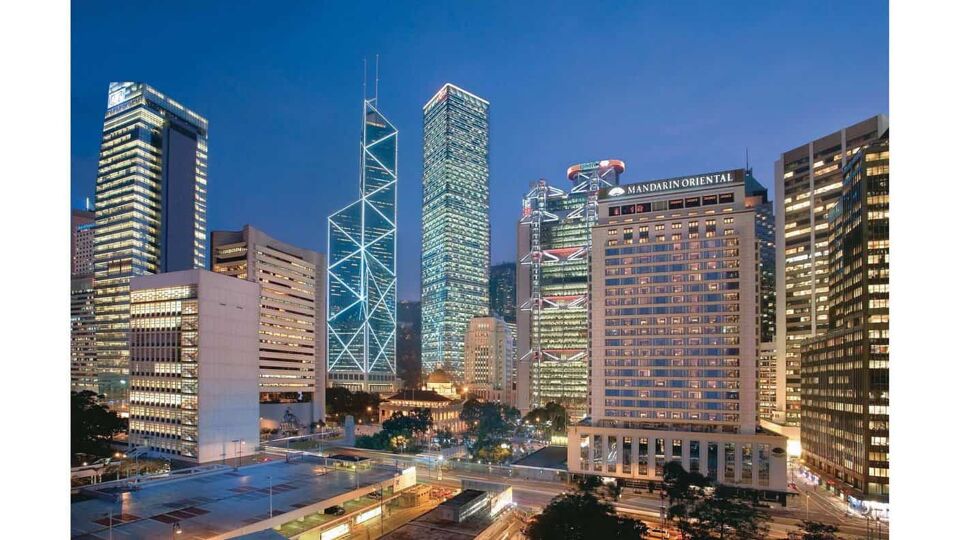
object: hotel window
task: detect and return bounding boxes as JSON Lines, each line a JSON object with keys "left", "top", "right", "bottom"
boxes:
{"left": 607, "top": 436, "right": 618, "bottom": 473}
{"left": 707, "top": 442, "right": 719, "bottom": 481}
{"left": 669, "top": 199, "right": 684, "bottom": 210}
{"left": 672, "top": 439, "right": 683, "bottom": 463}
{"left": 719, "top": 192, "right": 735, "bottom": 204}
{"left": 638, "top": 437, "right": 649, "bottom": 475}
{"left": 655, "top": 224, "right": 665, "bottom": 231}
{"left": 702, "top": 194, "right": 718, "bottom": 206}
{"left": 655, "top": 438, "right": 666, "bottom": 476}
{"left": 741, "top": 443, "right": 753, "bottom": 484}
{"left": 724, "top": 443, "right": 736, "bottom": 483}
{"left": 690, "top": 440, "right": 701, "bottom": 473}
{"left": 623, "top": 437, "right": 633, "bottom": 475}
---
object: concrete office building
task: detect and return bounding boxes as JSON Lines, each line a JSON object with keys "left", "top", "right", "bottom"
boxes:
{"left": 128, "top": 269, "right": 259, "bottom": 464}
{"left": 517, "top": 160, "right": 623, "bottom": 418}
{"left": 463, "top": 316, "right": 515, "bottom": 404}
{"left": 211, "top": 225, "right": 326, "bottom": 428}
{"left": 327, "top": 93, "right": 399, "bottom": 393}
{"left": 420, "top": 83, "right": 491, "bottom": 379}
{"left": 775, "top": 115, "right": 888, "bottom": 429}
{"left": 801, "top": 133, "right": 889, "bottom": 508}
{"left": 568, "top": 169, "right": 787, "bottom": 497}
{"left": 93, "top": 82, "right": 209, "bottom": 412}
{"left": 71, "top": 209, "right": 98, "bottom": 393}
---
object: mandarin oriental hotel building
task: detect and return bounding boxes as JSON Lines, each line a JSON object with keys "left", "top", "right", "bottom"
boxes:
{"left": 567, "top": 169, "right": 787, "bottom": 499}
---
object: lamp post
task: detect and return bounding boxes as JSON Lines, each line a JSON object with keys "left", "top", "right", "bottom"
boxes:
{"left": 173, "top": 521, "right": 182, "bottom": 537}
{"left": 268, "top": 475, "right": 273, "bottom": 518}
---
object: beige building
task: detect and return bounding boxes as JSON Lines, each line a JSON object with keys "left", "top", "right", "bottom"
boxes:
{"left": 379, "top": 389, "right": 467, "bottom": 435}
{"left": 463, "top": 316, "right": 515, "bottom": 405}
{"left": 128, "top": 270, "right": 260, "bottom": 463}
{"left": 568, "top": 169, "right": 787, "bottom": 497}
{"left": 774, "top": 115, "right": 888, "bottom": 429}
{"left": 211, "top": 225, "right": 326, "bottom": 427}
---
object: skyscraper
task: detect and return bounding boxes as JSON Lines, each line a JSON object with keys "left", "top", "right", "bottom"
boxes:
{"left": 516, "top": 160, "right": 623, "bottom": 418}
{"left": 327, "top": 96, "right": 399, "bottom": 393}
{"left": 801, "top": 132, "right": 889, "bottom": 508}
{"left": 489, "top": 262, "right": 517, "bottom": 324}
{"left": 420, "top": 83, "right": 490, "bottom": 379}
{"left": 71, "top": 209, "right": 97, "bottom": 393}
{"left": 93, "top": 82, "right": 208, "bottom": 412}
{"left": 397, "top": 300, "right": 422, "bottom": 389}
{"left": 568, "top": 169, "right": 787, "bottom": 498}
{"left": 463, "top": 316, "right": 515, "bottom": 405}
{"left": 775, "top": 115, "right": 887, "bottom": 428}
{"left": 211, "top": 225, "right": 326, "bottom": 424}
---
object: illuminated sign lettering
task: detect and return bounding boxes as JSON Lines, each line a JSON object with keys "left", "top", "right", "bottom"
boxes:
{"left": 602, "top": 170, "right": 742, "bottom": 199}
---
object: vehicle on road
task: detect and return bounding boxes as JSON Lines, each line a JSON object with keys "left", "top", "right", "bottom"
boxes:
{"left": 324, "top": 505, "right": 346, "bottom": 516}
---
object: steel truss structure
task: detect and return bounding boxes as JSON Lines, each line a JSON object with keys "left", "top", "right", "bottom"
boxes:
{"left": 327, "top": 97, "right": 399, "bottom": 393}
{"left": 518, "top": 160, "right": 624, "bottom": 418}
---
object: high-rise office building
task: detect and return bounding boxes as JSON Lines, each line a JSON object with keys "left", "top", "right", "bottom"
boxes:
{"left": 128, "top": 270, "right": 260, "bottom": 463}
{"left": 489, "top": 262, "right": 517, "bottom": 324}
{"left": 801, "top": 133, "right": 889, "bottom": 507}
{"left": 93, "top": 82, "right": 209, "bottom": 412}
{"left": 463, "top": 316, "right": 515, "bottom": 405}
{"left": 421, "top": 83, "right": 490, "bottom": 379}
{"left": 327, "top": 96, "right": 399, "bottom": 393}
{"left": 775, "top": 115, "right": 887, "bottom": 428}
{"left": 516, "top": 160, "right": 623, "bottom": 418}
{"left": 568, "top": 169, "right": 787, "bottom": 497}
{"left": 211, "top": 225, "right": 326, "bottom": 425}
{"left": 744, "top": 175, "right": 778, "bottom": 424}
{"left": 71, "top": 209, "right": 97, "bottom": 393}
{"left": 397, "top": 300, "right": 422, "bottom": 389}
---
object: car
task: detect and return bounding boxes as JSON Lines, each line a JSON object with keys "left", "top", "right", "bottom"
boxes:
{"left": 647, "top": 528, "right": 671, "bottom": 540}
{"left": 324, "top": 505, "right": 346, "bottom": 516}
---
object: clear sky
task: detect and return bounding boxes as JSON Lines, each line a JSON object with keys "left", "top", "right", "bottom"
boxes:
{"left": 71, "top": 0, "right": 888, "bottom": 300}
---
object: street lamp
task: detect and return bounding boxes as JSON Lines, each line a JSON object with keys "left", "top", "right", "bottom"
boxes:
{"left": 268, "top": 475, "right": 273, "bottom": 518}
{"left": 173, "top": 521, "right": 182, "bottom": 536}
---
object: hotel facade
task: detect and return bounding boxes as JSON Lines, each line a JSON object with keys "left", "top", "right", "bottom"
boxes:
{"left": 128, "top": 270, "right": 260, "bottom": 463}
{"left": 93, "top": 82, "right": 209, "bottom": 411}
{"left": 420, "top": 83, "right": 491, "bottom": 379}
{"left": 71, "top": 209, "right": 98, "bottom": 393}
{"left": 567, "top": 169, "right": 787, "bottom": 497}
{"left": 211, "top": 225, "right": 326, "bottom": 426}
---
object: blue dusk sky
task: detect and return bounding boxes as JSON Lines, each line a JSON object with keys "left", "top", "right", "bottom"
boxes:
{"left": 71, "top": 1, "right": 889, "bottom": 301}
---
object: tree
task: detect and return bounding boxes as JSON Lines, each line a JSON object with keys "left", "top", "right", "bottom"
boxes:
{"left": 526, "top": 486, "right": 647, "bottom": 539}
{"left": 795, "top": 521, "right": 842, "bottom": 540}
{"left": 71, "top": 391, "right": 125, "bottom": 457}
{"left": 523, "top": 401, "right": 567, "bottom": 436}
{"left": 326, "top": 387, "right": 381, "bottom": 423}
{"left": 684, "top": 486, "right": 770, "bottom": 540}
{"left": 664, "top": 462, "right": 769, "bottom": 540}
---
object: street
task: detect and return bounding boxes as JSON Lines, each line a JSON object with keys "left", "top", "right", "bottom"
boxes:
{"left": 341, "top": 447, "right": 886, "bottom": 539}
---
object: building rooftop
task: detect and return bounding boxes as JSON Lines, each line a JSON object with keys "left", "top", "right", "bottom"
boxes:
{"left": 512, "top": 445, "right": 568, "bottom": 470}
{"left": 71, "top": 460, "right": 400, "bottom": 538}
{"left": 384, "top": 389, "right": 453, "bottom": 403}
{"left": 426, "top": 369, "right": 453, "bottom": 384}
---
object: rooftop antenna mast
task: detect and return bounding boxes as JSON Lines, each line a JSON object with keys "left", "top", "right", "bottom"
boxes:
{"left": 362, "top": 57, "right": 368, "bottom": 102}
{"left": 374, "top": 53, "right": 380, "bottom": 105}
{"left": 745, "top": 147, "right": 750, "bottom": 171}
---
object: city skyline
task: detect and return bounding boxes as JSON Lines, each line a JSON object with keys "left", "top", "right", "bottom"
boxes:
{"left": 70, "top": 2, "right": 889, "bottom": 301}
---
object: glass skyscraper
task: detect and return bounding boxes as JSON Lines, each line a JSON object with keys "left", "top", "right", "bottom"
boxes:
{"left": 93, "top": 82, "right": 208, "bottom": 412}
{"left": 420, "top": 83, "right": 490, "bottom": 379}
{"left": 327, "top": 97, "right": 399, "bottom": 393}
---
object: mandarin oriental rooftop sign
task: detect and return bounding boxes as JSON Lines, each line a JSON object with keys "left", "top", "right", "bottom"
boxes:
{"left": 601, "top": 169, "right": 743, "bottom": 199}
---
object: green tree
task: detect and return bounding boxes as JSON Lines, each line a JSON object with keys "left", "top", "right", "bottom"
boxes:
{"left": 523, "top": 401, "right": 567, "bottom": 436}
{"left": 71, "top": 391, "right": 125, "bottom": 457}
{"left": 326, "top": 387, "right": 381, "bottom": 423}
{"left": 684, "top": 486, "right": 770, "bottom": 540}
{"left": 795, "top": 520, "right": 842, "bottom": 540}
{"left": 526, "top": 487, "right": 647, "bottom": 539}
